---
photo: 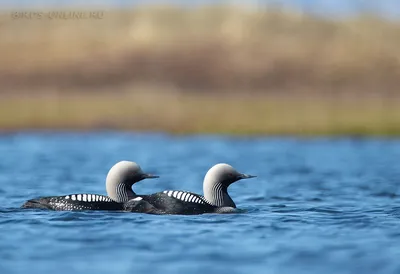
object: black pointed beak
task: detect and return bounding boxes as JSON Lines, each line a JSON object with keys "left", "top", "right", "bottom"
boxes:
{"left": 143, "top": 173, "right": 159, "bottom": 179}
{"left": 238, "top": 173, "right": 256, "bottom": 179}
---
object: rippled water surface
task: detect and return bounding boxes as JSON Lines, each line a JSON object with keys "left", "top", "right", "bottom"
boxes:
{"left": 1, "top": 133, "right": 400, "bottom": 274}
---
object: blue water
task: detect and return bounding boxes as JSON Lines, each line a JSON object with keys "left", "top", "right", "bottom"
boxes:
{"left": 1, "top": 133, "right": 400, "bottom": 274}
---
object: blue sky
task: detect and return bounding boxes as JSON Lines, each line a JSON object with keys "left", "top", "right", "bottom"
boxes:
{"left": 1, "top": 0, "right": 399, "bottom": 19}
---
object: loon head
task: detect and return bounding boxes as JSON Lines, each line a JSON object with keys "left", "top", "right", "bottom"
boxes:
{"left": 106, "top": 161, "right": 159, "bottom": 203}
{"left": 203, "top": 163, "right": 256, "bottom": 207}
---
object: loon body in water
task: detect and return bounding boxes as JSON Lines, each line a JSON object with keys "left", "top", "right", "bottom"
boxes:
{"left": 124, "top": 163, "right": 256, "bottom": 215}
{"left": 21, "top": 161, "right": 159, "bottom": 211}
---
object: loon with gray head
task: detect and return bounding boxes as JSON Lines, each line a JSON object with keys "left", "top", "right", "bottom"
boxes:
{"left": 124, "top": 163, "right": 256, "bottom": 215}
{"left": 21, "top": 161, "right": 159, "bottom": 211}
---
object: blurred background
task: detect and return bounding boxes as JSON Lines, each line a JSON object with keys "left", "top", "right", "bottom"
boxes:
{"left": 0, "top": 0, "right": 399, "bottom": 135}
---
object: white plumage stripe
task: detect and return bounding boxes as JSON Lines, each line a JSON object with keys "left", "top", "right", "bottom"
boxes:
{"left": 181, "top": 192, "right": 188, "bottom": 201}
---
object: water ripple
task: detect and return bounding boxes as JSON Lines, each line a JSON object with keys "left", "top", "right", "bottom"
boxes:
{"left": 1, "top": 133, "right": 400, "bottom": 274}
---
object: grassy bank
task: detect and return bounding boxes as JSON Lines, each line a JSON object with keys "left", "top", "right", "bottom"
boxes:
{"left": 1, "top": 91, "right": 399, "bottom": 136}
{"left": 0, "top": 6, "right": 400, "bottom": 93}
{"left": 1, "top": 5, "right": 400, "bottom": 135}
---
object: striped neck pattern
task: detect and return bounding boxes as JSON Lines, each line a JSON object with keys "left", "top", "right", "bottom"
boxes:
{"left": 204, "top": 182, "right": 236, "bottom": 208}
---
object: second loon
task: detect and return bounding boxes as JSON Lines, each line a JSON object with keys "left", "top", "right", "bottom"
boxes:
{"left": 21, "top": 161, "right": 159, "bottom": 211}
{"left": 124, "top": 163, "right": 256, "bottom": 215}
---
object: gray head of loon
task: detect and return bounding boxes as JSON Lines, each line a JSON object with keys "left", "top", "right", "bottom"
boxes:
{"left": 203, "top": 163, "right": 256, "bottom": 208}
{"left": 106, "top": 161, "right": 159, "bottom": 203}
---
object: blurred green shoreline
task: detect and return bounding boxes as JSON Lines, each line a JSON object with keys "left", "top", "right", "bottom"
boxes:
{"left": 1, "top": 5, "right": 400, "bottom": 136}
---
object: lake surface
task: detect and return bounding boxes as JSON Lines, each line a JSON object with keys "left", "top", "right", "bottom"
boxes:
{"left": 1, "top": 133, "right": 400, "bottom": 274}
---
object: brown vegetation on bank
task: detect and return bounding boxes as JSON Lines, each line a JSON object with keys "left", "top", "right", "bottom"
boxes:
{"left": 1, "top": 6, "right": 400, "bottom": 94}
{"left": 0, "top": 5, "right": 399, "bottom": 135}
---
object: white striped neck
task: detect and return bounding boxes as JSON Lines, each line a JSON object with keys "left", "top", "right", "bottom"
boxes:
{"left": 204, "top": 182, "right": 236, "bottom": 208}
{"left": 113, "top": 182, "right": 135, "bottom": 203}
